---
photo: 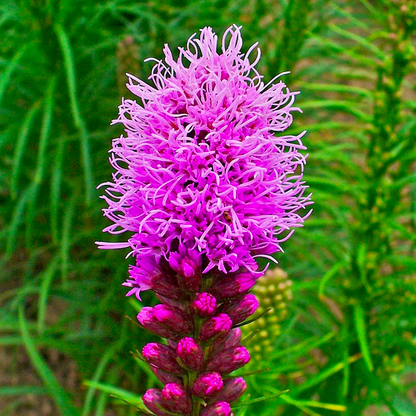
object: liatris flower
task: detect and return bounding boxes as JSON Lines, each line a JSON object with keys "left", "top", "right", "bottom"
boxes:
{"left": 98, "top": 25, "right": 310, "bottom": 415}
{"left": 244, "top": 268, "right": 292, "bottom": 363}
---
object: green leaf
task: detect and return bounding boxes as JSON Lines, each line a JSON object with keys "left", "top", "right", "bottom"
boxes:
{"left": 318, "top": 261, "right": 345, "bottom": 298}
{"left": 302, "top": 100, "right": 371, "bottom": 122}
{"left": 302, "top": 82, "right": 373, "bottom": 98}
{"left": 279, "top": 395, "right": 320, "bottom": 416}
{"left": 232, "top": 390, "right": 289, "bottom": 408}
{"left": 353, "top": 303, "right": 374, "bottom": 372}
{"left": 291, "top": 354, "right": 361, "bottom": 395}
{"left": 83, "top": 381, "right": 148, "bottom": 412}
{"left": 18, "top": 307, "right": 79, "bottom": 416}
{"left": 0, "top": 386, "right": 47, "bottom": 396}
{"left": 330, "top": 24, "right": 385, "bottom": 60}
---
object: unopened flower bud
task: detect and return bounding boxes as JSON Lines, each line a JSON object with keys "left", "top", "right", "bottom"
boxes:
{"left": 212, "top": 377, "right": 247, "bottom": 403}
{"left": 161, "top": 383, "right": 192, "bottom": 414}
{"left": 142, "top": 343, "right": 183, "bottom": 375}
{"left": 222, "top": 294, "right": 259, "bottom": 324}
{"left": 199, "top": 314, "right": 233, "bottom": 342}
{"left": 201, "top": 401, "right": 232, "bottom": 416}
{"left": 153, "top": 304, "right": 193, "bottom": 334}
{"left": 169, "top": 250, "right": 202, "bottom": 292}
{"left": 211, "top": 328, "right": 242, "bottom": 355}
{"left": 150, "top": 365, "right": 182, "bottom": 385}
{"left": 206, "top": 346, "right": 250, "bottom": 374}
{"left": 177, "top": 337, "right": 204, "bottom": 371}
{"left": 143, "top": 389, "right": 171, "bottom": 416}
{"left": 192, "top": 292, "right": 217, "bottom": 317}
{"left": 192, "top": 372, "right": 223, "bottom": 398}
{"left": 211, "top": 273, "right": 255, "bottom": 299}
{"left": 138, "top": 304, "right": 193, "bottom": 339}
{"left": 137, "top": 307, "right": 178, "bottom": 339}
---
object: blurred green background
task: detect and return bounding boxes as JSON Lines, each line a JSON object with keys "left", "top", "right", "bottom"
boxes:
{"left": 1, "top": 0, "right": 415, "bottom": 415}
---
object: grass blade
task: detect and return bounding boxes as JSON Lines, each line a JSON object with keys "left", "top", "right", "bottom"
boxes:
{"left": 61, "top": 195, "right": 77, "bottom": 286}
{"left": 83, "top": 381, "right": 147, "bottom": 412}
{"left": 81, "top": 342, "right": 122, "bottom": 416}
{"left": 50, "top": 139, "right": 65, "bottom": 243}
{"left": 37, "top": 257, "right": 59, "bottom": 336}
{"left": 3, "top": 186, "right": 33, "bottom": 262}
{"left": 11, "top": 102, "right": 41, "bottom": 199}
{"left": 26, "top": 76, "right": 57, "bottom": 246}
{"left": 55, "top": 24, "right": 94, "bottom": 205}
{"left": 18, "top": 307, "right": 79, "bottom": 416}
{"left": 353, "top": 303, "right": 374, "bottom": 372}
{"left": 0, "top": 45, "right": 28, "bottom": 106}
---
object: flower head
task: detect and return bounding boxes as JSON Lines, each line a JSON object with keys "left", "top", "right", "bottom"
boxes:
{"left": 98, "top": 25, "right": 311, "bottom": 283}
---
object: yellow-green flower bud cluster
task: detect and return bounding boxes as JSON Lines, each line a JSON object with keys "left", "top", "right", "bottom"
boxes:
{"left": 368, "top": 275, "right": 416, "bottom": 378}
{"left": 244, "top": 268, "right": 292, "bottom": 363}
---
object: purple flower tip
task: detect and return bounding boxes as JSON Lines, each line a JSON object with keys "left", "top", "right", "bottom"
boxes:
{"left": 192, "top": 292, "right": 217, "bottom": 317}
{"left": 99, "top": 24, "right": 312, "bottom": 275}
{"left": 177, "top": 337, "right": 204, "bottom": 371}
{"left": 201, "top": 401, "right": 232, "bottom": 416}
{"left": 199, "top": 313, "right": 233, "bottom": 342}
{"left": 192, "top": 372, "right": 224, "bottom": 398}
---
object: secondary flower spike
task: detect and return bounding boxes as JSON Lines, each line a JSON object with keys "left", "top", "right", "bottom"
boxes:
{"left": 98, "top": 24, "right": 311, "bottom": 416}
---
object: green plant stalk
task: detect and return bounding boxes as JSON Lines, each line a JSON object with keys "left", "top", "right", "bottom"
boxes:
{"left": 342, "top": 2, "right": 416, "bottom": 412}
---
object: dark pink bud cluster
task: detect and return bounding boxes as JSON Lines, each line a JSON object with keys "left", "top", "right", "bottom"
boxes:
{"left": 139, "top": 259, "right": 259, "bottom": 414}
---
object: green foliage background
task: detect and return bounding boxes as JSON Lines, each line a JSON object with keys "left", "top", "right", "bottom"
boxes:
{"left": 1, "top": 0, "right": 415, "bottom": 415}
